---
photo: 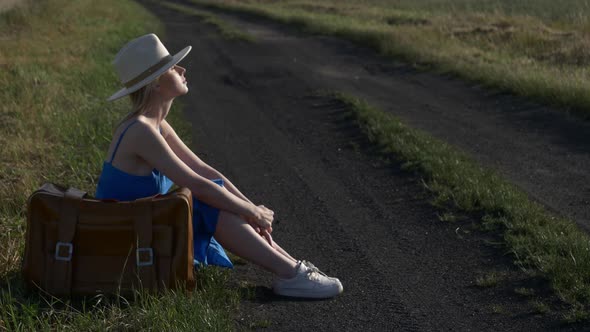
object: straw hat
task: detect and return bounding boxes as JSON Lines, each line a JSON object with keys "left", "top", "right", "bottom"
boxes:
{"left": 107, "top": 33, "right": 191, "bottom": 101}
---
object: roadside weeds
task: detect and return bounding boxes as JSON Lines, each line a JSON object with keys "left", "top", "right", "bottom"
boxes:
{"left": 0, "top": 1, "right": 238, "bottom": 330}
{"left": 156, "top": 0, "right": 254, "bottom": 42}
{"left": 4, "top": 0, "right": 590, "bottom": 328}
{"left": 188, "top": 0, "right": 590, "bottom": 120}
{"left": 329, "top": 91, "right": 590, "bottom": 322}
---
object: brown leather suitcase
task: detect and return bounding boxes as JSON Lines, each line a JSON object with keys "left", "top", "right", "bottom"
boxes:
{"left": 22, "top": 183, "right": 195, "bottom": 296}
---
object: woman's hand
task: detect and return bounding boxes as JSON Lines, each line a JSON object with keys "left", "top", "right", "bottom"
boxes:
{"left": 258, "top": 228, "right": 273, "bottom": 247}
{"left": 247, "top": 204, "right": 274, "bottom": 232}
{"left": 243, "top": 204, "right": 274, "bottom": 246}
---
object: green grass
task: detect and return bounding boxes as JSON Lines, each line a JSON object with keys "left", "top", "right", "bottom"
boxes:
{"left": 437, "top": 212, "right": 460, "bottom": 223}
{"left": 330, "top": 0, "right": 590, "bottom": 24}
{"left": 514, "top": 287, "right": 535, "bottom": 297}
{"left": 330, "top": 92, "right": 590, "bottom": 321}
{"left": 531, "top": 299, "right": 550, "bottom": 314}
{"left": 157, "top": 0, "right": 254, "bottom": 42}
{"left": 490, "top": 304, "right": 508, "bottom": 315}
{"left": 476, "top": 272, "right": 503, "bottom": 288}
{"left": 1, "top": 268, "right": 238, "bottom": 331}
{"left": 188, "top": 0, "right": 590, "bottom": 119}
{"left": 0, "top": 0, "right": 238, "bottom": 329}
{"left": 249, "top": 319, "right": 271, "bottom": 329}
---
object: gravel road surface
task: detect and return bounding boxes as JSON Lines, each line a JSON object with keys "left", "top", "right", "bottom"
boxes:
{"left": 139, "top": 1, "right": 585, "bottom": 330}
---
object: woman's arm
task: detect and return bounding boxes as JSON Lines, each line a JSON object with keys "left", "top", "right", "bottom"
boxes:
{"left": 161, "top": 120, "right": 253, "bottom": 204}
{"left": 132, "top": 121, "right": 273, "bottom": 230}
{"left": 160, "top": 120, "right": 275, "bottom": 241}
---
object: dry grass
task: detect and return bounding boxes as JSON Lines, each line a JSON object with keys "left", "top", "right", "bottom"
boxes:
{"left": 190, "top": 0, "right": 590, "bottom": 118}
{"left": 0, "top": 0, "right": 145, "bottom": 279}
{"left": 335, "top": 92, "right": 590, "bottom": 322}
{"left": 157, "top": 0, "right": 254, "bottom": 41}
{"left": 0, "top": 1, "right": 238, "bottom": 329}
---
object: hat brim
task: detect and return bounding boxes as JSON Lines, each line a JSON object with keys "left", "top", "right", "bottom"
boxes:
{"left": 107, "top": 45, "right": 192, "bottom": 102}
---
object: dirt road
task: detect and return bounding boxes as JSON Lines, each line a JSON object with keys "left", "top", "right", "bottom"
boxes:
{"left": 139, "top": 1, "right": 583, "bottom": 330}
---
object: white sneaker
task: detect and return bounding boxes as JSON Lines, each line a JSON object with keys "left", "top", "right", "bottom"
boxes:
{"left": 302, "top": 260, "right": 341, "bottom": 282}
{"left": 272, "top": 261, "right": 343, "bottom": 299}
{"left": 302, "top": 260, "right": 330, "bottom": 277}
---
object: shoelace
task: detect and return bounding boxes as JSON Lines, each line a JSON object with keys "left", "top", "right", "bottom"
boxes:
{"left": 302, "top": 260, "right": 328, "bottom": 277}
{"left": 304, "top": 260, "right": 342, "bottom": 284}
{"left": 294, "top": 260, "right": 319, "bottom": 281}
{"left": 306, "top": 270, "right": 320, "bottom": 281}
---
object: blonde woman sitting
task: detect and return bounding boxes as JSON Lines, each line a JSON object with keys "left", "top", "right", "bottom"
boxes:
{"left": 95, "top": 34, "right": 343, "bottom": 299}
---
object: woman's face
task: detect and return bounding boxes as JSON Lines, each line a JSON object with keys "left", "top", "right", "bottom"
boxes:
{"left": 157, "top": 64, "right": 188, "bottom": 99}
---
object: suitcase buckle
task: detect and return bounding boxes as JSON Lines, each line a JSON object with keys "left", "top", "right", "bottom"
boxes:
{"left": 54, "top": 242, "right": 73, "bottom": 261}
{"left": 136, "top": 247, "right": 153, "bottom": 266}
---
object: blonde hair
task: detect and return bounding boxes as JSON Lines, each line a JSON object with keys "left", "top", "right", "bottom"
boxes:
{"left": 112, "top": 78, "right": 159, "bottom": 133}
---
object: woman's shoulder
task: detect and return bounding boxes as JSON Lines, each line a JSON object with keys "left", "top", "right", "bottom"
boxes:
{"left": 120, "top": 118, "right": 166, "bottom": 162}
{"left": 120, "top": 116, "right": 159, "bottom": 138}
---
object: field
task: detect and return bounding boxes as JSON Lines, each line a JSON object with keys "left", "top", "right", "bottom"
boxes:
{"left": 0, "top": 1, "right": 238, "bottom": 330}
{"left": 192, "top": 0, "right": 590, "bottom": 118}
{"left": 186, "top": 0, "right": 590, "bottom": 322}
{"left": 3, "top": 0, "right": 590, "bottom": 329}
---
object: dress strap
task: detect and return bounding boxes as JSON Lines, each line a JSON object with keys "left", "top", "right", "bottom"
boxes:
{"left": 109, "top": 120, "right": 139, "bottom": 163}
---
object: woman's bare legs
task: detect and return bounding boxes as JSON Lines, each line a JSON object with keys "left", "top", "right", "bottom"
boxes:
{"left": 255, "top": 229, "right": 298, "bottom": 263}
{"left": 215, "top": 212, "right": 344, "bottom": 298}
{"left": 269, "top": 241, "right": 297, "bottom": 263}
{"left": 214, "top": 211, "right": 298, "bottom": 278}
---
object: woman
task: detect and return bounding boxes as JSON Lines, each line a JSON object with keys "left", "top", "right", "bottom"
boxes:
{"left": 95, "top": 33, "right": 343, "bottom": 299}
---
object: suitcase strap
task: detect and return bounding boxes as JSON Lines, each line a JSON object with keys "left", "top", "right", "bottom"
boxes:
{"left": 134, "top": 197, "right": 157, "bottom": 291}
{"left": 52, "top": 187, "right": 87, "bottom": 296}
{"left": 52, "top": 189, "right": 158, "bottom": 294}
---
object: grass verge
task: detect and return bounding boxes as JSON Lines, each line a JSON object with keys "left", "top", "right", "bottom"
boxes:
{"left": 156, "top": 0, "right": 254, "bottom": 42}
{"left": 330, "top": 91, "right": 590, "bottom": 321}
{"left": 188, "top": 0, "right": 590, "bottom": 119}
{"left": 0, "top": 0, "right": 237, "bottom": 329}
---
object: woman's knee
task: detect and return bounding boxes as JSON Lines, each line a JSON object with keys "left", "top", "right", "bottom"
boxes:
{"left": 218, "top": 210, "right": 241, "bottom": 222}
{"left": 217, "top": 211, "right": 249, "bottom": 231}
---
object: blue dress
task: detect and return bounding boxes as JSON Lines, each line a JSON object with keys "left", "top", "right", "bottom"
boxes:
{"left": 95, "top": 120, "right": 233, "bottom": 268}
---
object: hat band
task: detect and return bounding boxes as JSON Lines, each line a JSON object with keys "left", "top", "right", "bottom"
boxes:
{"left": 123, "top": 55, "right": 173, "bottom": 88}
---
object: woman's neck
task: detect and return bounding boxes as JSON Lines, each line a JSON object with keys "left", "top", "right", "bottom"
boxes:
{"left": 142, "top": 97, "right": 172, "bottom": 129}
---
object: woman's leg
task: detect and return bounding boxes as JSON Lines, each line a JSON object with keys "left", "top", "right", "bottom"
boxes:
{"left": 270, "top": 241, "right": 298, "bottom": 263}
{"left": 214, "top": 211, "right": 297, "bottom": 278}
